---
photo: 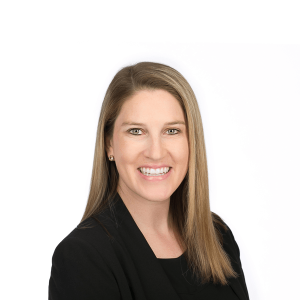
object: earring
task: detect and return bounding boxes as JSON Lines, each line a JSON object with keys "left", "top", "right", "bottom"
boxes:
{"left": 109, "top": 155, "right": 114, "bottom": 161}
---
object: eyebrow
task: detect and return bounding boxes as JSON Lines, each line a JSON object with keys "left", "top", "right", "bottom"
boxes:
{"left": 121, "top": 121, "right": 186, "bottom": 127}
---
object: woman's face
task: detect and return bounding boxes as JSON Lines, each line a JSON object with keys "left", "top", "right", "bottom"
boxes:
{"left": 107, "top": 89, "right": 189, "bottom": 202}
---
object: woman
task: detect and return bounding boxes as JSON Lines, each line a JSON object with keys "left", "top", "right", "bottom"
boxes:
{"left": 48, "top": 62, "right": 249, "bottom": 300}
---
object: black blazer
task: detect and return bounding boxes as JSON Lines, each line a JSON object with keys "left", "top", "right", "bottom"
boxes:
{"left": 49, "top": 192, "right": 249, "bottom": 300}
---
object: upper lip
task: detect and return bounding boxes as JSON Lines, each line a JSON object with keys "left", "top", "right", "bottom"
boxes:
{"left": 138, "top": 165, "right": 171, "bottom": 169}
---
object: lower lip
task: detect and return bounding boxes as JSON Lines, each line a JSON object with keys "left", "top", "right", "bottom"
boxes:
{"left": 137, "top": 168, "right": 172, "bottom": 181}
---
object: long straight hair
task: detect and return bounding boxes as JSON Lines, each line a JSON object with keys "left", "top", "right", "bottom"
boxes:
{"left": 80, "top": 62, "right": 237, "bottom": 285}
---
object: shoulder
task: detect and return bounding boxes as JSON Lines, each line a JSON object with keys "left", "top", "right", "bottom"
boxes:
{"left": 211, "top": 212, "right": 241, "bottom": 259}
{"left": 51, "top": 217, "right": 107, "bottom": 270}
{"left": 49, "top": 215, "right": 121, "bottom": 299}
{"left": 212, "top": 212, "right": 228, "bottom": 234}
{"left": 50, "top": 207, "right": 119, "bottom": 272}
{"left": 211, "top": 213, "right": 250, "bottom": 299}
{"left": 53, "top": 211, "right": 116, "bottom": 257}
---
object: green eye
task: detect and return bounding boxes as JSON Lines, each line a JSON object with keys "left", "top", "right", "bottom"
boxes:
{"left": 168, "top": 129, "right": 180, "bottom": 134}
{"left": 129, "top": 129, "right": 142, "bottom": 135}
{"left": 128, "top": 128, "right": 181, "bottom": 135}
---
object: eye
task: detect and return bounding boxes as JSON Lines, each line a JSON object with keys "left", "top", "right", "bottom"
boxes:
{"left": 168, "top": 129, "right": 180, "bottom": 135}
{"left": 128, "top": 128, "right": 181, "bottom": 135}
{"left": 128, "top": 128, "right": 143, "bottom": 135}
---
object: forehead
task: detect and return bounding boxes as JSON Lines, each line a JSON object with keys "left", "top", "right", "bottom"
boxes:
{"left": 117, "top": 89, "right": 185, "bottom": 122}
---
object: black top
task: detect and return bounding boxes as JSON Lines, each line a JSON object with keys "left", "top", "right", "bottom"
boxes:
{"left": 49, "top": 192, "right": 249, "bottom": 300}
{"left": 157, "top": 252, "right": 240, "bottom": 299}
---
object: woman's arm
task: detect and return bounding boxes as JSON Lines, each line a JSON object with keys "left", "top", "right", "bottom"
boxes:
{"left": 49, "top": 236, "right": 121, "bottom": 300}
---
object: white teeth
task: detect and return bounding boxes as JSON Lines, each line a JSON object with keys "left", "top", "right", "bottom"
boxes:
{"left": 139, "top": 167, "right": 170, "bottom": 176}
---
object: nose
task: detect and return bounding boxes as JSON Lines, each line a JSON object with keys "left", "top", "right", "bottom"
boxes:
{"left": 144, "top": 137, "right": 167, "bottom": 160}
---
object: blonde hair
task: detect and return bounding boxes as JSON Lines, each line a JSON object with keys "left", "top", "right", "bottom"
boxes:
{"left": 80, "top": 61, "right": 237, "bottom": 285}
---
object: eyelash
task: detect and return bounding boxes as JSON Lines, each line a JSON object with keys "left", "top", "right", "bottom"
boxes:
{"left": 128, "top": 128, "right": 181, "bottom": 136}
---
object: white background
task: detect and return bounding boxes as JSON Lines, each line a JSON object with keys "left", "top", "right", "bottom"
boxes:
{"left": 1, "top": 1, "right": 299, "bottom": 299}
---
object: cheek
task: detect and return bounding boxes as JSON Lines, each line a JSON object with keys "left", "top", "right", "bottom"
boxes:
{"left": 173, "top": 140, "right": 189, "bottom": 158}
{"left": 117, "top": 141, "right": 138, "bottom": 163}
{"left": 174, "top": 144, "right": 189, "bottom": 173}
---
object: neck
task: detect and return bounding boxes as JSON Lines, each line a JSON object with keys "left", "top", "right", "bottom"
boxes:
{"left": 117, "top": 186, "right": 172, "bottom": 236}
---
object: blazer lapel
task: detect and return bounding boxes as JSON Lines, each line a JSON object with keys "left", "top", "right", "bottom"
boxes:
{"left": 103, "top": 192, "right": 248, "bottom": 300}
{"left": 108, "top": 192, "right": 182, "bottom": 300}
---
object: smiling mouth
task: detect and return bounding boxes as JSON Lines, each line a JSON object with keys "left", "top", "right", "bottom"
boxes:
{"left": 138, "top": 167, "right": 172, "bottom": 176}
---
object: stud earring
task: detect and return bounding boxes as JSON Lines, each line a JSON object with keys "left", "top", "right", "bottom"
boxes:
{"left": 109, "top": 155, "right": 114, "bottom": 161}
